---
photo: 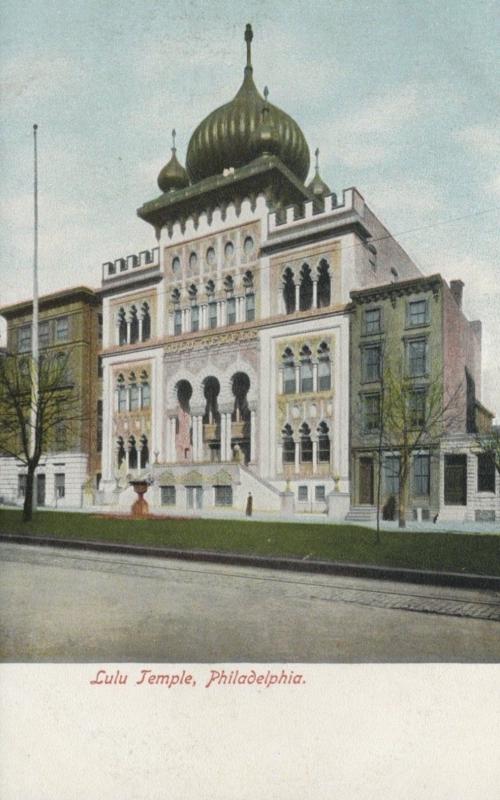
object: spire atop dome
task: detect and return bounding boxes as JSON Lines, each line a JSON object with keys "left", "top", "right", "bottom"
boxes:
{"left": 157, "top": 129, "right": 189, "bottom": 193}
{"left": 244, "top": 23, "right": 253, "bottom": 73}
{"left": 307, "top": 146, "right": 331, "bottom": 198}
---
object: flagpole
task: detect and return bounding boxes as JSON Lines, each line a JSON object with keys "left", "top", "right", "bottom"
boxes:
{"left": 30, "top": 124, "right": 39, "bottom": 477}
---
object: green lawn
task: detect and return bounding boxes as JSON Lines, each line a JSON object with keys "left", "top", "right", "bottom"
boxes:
{"left": 1, "top": 508, "right": 499, "bottom": 576}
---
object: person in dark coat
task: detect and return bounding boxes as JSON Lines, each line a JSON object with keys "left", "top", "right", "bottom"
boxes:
{"left": 245, "top": 492, "right": 253, "bottom": 517}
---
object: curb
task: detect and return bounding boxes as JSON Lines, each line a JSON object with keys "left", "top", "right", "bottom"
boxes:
{"left": 1, "top": 533, "right": 500, "bottom": 591}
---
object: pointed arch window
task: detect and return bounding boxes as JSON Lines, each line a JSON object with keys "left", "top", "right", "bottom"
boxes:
{"left": 118, "top": 308, "right": 127, "bottom": 345}
{"left": 282, "top": 348, "right": 296, "bottom": 394}
{"left": 282, "top": 424, "right": 295, "bottom": 464}
{"left": 130, "top": 306, "right": 139, "bottom": 344}
{"left": 317, "top": 260, "right": 331, "bottom": 308}
{"left": 128, "top": 436, "right": 138, "bottom": 469}
{"left": 117, "top": 374, "right": 127, "bottom": 411}
{"left": 300, "top": 345, "right": 313, "bottom": 393}
{"left": 140, "top": 435, "right": 149, "bottom": 469}
{"left": 117, "top": 436, "right": 126, "bottom": 467}
{"left": 317, "top": 422, "right": 330, "bottom": 463}
{"left": 140, "top": 370, "right": 150, "bottom": 408}
{"left": 317, "top": 341, "right": 331, "bottom": 391}
{"left": 282, "top": 268, "right": 295, "bottom": 314}
{"left": 129, "top": 372, "right": 139, "bottom": 411}
{"left": 141, "top": 302, "right": 151, "bottom": 341}
{"left": 299, "top": 264, "right": 313, "bottom": 311}
{"left": 299, "top": 422, "right": 313, "bottom": 463}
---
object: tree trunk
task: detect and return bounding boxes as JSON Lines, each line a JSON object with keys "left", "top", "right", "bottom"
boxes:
{"left": 23, "top": 463, "right": 36, "bottom": 523}
{"left": 398, "top": 453, "right": 409, "bottom": 529}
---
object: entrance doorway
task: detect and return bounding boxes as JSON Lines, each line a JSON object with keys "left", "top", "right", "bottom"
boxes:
{"left": 36, "top": 474, "right": 46, "bottom": 506}
{"left": 186, "top": 485, "right": 203, "bottom": 511}
{"left": 359, "top": 458, "right": 374, "bottom": 504}
{"left": 444, "top": 454, "right": 467, "bottom": 505}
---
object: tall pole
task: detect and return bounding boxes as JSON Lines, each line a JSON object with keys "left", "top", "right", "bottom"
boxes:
{"left": 30, "top": 124, "right": 39, "bottom": 471}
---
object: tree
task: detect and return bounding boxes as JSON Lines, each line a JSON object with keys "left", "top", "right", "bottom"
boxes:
{"left": 475, "top": 429, "right": 500, "bottom": 476}
{"left": 378, "top": 364, "right": 462, "bottom": 528}
{"left": 0, "top": 350, "right": 80, "bottom": 521}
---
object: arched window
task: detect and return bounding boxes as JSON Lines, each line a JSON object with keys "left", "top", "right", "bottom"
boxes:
{"left": 129, "top": 372, "right": 139, "bottom": 411}
{"left": 282, "top": 348, "right": 296, "bottom": 394}
{"left": 317, "top": 341, "right": 331, "bottom": 391}
{"left": 223, "top": 275, "right": 234, "bottom": 294}
{"left": 243, "top": 270, "right": 253, "bottom": 289}
{"left": 117, "top": 374, "right": 127, "bottom": 411}
{"left": 140, "top": 435, "right": 149, "bottom": 469}
{"left": 130, "top": 306, "right": 139, "bottom": 344}
{"left": 171, "top": 288, "right": 180, "bottom": 304}
{"left": 317, "top": 260, "right": 331, "bottom": 308}
{"left": 205, "top": 279, "right": 215, "bottom": 296}
{"left": 203, "top": 376, "right": 221, "bottom": 424}
{"left": 188, "top": 284, "right": 197, "bottom": 301}
{"left": 140, "top": 371, "right": 150, "bottom": 408}
{"left": 118, "top": 308, "right": 127, "bottom": 345}
{"left": 128, "top": 436, "right": 138, "bottom": 469}
{"left": 282, "top": 267, "right": 295, "bottom": 314}
{"left": 300, "top": 346, "right": 313, "bottom": 393}
{"left": 300, "top": 422, "right": 313, "bottom": 462}
{"left": 282, "top": 424, "right": 295, "bottom": 463}
{"left": 299, "top": 264, "right": 313, "bottom": 311}
{"left": 116, "top": 437, "right": 126, "bottom": 467}
{"left": 141, "top": 302, "right": 151, "bottom": 341}
{"left": 317, "top": 422, "right": 330, "bottom": 463}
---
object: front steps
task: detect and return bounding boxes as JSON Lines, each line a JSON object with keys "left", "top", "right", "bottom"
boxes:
{"left": 345, "top": 505, "right": 377, "bottom": 523}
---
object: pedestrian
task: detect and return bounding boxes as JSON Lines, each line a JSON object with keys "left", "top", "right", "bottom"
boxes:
{"left": 245, "top": 491, "right": 253, "bottom": 517}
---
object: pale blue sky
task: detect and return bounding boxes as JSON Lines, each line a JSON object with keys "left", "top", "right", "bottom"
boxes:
{"left": 0, "top": 0, "right": 499, "bottom": 411}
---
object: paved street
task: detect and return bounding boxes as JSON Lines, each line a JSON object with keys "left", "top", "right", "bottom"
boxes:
{"left": 1, "top": 543, "right": 499, "bottom": 662}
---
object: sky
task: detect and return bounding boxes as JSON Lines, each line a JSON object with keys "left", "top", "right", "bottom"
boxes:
{"left": 0, "top": 0, "right": 498, "bottom": 413}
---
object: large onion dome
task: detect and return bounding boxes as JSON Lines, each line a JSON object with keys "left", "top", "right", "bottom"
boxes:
{"left": 307, "top": 148, "right": 331, "bottom": 198}
{"left": 157, "top": 130, "right": 189, "bottom": 193}
{"left": 186, "top": 24, "right": 310, "bottom": 184}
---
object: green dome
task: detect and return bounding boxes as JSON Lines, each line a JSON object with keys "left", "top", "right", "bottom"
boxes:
{"left": 186, "top": 25, "right": 310, "bottom": 184}
{"left": 158, "top": 130, "right": 189, "bottom": 193}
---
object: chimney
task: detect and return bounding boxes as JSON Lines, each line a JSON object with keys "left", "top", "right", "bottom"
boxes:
{"left": 450, "top": 279, "right": 464, "bottom": 308}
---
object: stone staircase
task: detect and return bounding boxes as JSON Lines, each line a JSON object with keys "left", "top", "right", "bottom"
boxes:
{"left": 345, "top": 505, "right": 377, "bottom": 523}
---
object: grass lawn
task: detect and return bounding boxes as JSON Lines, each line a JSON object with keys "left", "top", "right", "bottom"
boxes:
{"left": 1, "top": 508, "right": 499, "bottom": 576}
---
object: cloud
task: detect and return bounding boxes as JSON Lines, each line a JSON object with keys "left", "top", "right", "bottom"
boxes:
{"left": 455, "top": 124, "right": 500, "bottom": 159}
{"left": 0, "top": 52, "right": 83, "bottom": 105}
{"left": 362, "top": 178, "right": 445, "bottom": 220}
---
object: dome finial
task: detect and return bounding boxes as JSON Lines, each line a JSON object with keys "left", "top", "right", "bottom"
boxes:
{"left": 245, "top": 23, "right": 253, "bottom": 71}
{"left": 315, "top": 147, "right": 320, "bottom": 173}
{"left": 157, "top": 129, "right": 189, "bottom": 193}
{"left": 172, "top": 128, "right": 177, "bottom": 152}
{"left": 307, "top": 146, "right": 331, "bottom": 199}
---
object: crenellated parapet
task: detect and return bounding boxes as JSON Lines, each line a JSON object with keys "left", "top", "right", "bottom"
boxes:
{"left": 102, "top": 247, "right": 160, "bottom": 282}
{"left": 267, "top": 187, "right": 365, "bottom": 235}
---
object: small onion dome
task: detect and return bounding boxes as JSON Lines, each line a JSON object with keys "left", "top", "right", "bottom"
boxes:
{"left": 157, "top": 129, "right": 189, "bottom": 193}
{"left": 307, "top": 148, "right": 331, "bottom": 198}
{"left": 186, "top": 24, "right": 310, "bottom": 183}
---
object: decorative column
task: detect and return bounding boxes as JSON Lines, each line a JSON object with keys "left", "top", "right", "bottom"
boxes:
{"left": 220, "top": 413, "right": 227, "bottom": 462}
{"left": 250, "top": 409, "right": 257, "bottom": 464}
{"left": 295, "top": 282, "right": 300, "bottom": 312}
{"left": 279, "top": 368, "right": 284, "bottom": 394}
{"left": 168, "top": 417, "right": 177, "bottom": 462}
{"left": 126, "top": 318, "right": 131, "bottom": 344}
{"left": 312, "top": 363, "right": 318, "bottom": 392}
{"left": 294, "top": 437, "right": 300, "bottom": 473}
{"left": 295, "top": 365, "right": 300, "bottom": 393}
{"left": 312, "top": 438, "right": 318, "bottom": 474}
{"left": 138, "top": 316, "right": 143, "bottom": 341}
{"left": 277, "top": 442, "right": 283, "bottom": 472}
{"left": 312, "top": 280, "right": 318, "bottom": 308}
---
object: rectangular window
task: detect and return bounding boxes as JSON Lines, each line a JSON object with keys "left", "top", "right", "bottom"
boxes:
{"left": 245, "top": 293, "right": 255, "bottom": 322}
{"left": 409, "top": 389, "right": 426, "bottom": 428}
{"left": 315, "top": 485, "right": 326, "bottom": 502}
{"left": 407, "top": 338, "right": 427, "bottom": 377}
{"left": 362, "top": 345, "right": 381, "bottom": 382}
{"left": 97, "top": 356, "right": 103, "bottom": 378}
{"left": 18, "top": 474, "right": 27, "bottom": 498}
{"left": 55, "top": 473, "right": 65, "bottom": 499}
{"left": 208, "top": 302, "right": 217, "bottom": 329}
{"left": 191, "top": 305, "right": 199, "bottom": 332}
{"left": 298, "top": 485, "right": 308, "bottom": 502}
{"left": 96, "top": 400, "right": 103, "bottom": 453}
{"left": 38, "top": 321, "right": 50, "bottom": 347}
{"left": 129, "top": 384, "right": 139, "bottom": 411}
{"left": 227, "top": 297, "right": 236, "bottom": 325}
{"left": 318, "top": 360, "right": 331, "bottom": 391}
{"left": 214, "top": 485, "right": 233, "bottom": 506}
{"left": 477, "top": 453, "right": 495, "bottom": 493}
{"left": 363, "top": 393, "right": 381, "bottom": 432}
{"left": 283, "top": 365, "right": 296, "bottom": 394}
{"left": 141, "top": 382, "right": 151, "bottom": 409}
{"left": 161, "top": 485, "right": 176, "bottom": 506}
{"left": 55, "top": 316, "right": 69, "bottom": 342}
{"left": 18, "top": 325, "right": 31, "bottom": 353}
{"left": 174, "top": 309, "right": 182, "bottom": 335}
{"left": 413, "top": 454, "right": 430, "bottom": 496}
{"left": 408, "top": 299, "right": 428, "bottom": 327}
{"left": 364, "top": 308, "right": 381, "bottom": 335}
{"left": 384, "top": 455, "right": 400, "bottom": 496}
{"left": 444, "top": 454, "right": 467, "bottom": 505}
{"left": 118, "top": 386, "right": 127, "bottom": 412}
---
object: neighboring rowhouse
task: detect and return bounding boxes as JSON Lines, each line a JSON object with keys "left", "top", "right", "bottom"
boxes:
{"left": 0, "top": 287, "right": 102, "bottom": 507}
{"left": 349, "top": 276, "right": 497, "bottom": 522}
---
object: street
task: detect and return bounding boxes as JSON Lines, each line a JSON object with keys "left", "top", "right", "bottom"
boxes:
{"left": 1, "top": 543, "right": 499, "bottom": 662}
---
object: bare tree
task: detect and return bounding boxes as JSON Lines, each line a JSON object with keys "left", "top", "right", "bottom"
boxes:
{"left": 475, "top": 429, "right": 500, "bottom": 476}
{"left": 379, "top": 364, "right": 462, "bottom": 528}
{"left": 0, "top": 350, "right": 80, "bottom": 521}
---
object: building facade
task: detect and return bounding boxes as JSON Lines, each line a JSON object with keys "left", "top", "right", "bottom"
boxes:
{"left": 0, "top": 287, "right": 102, "bottom": 508}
